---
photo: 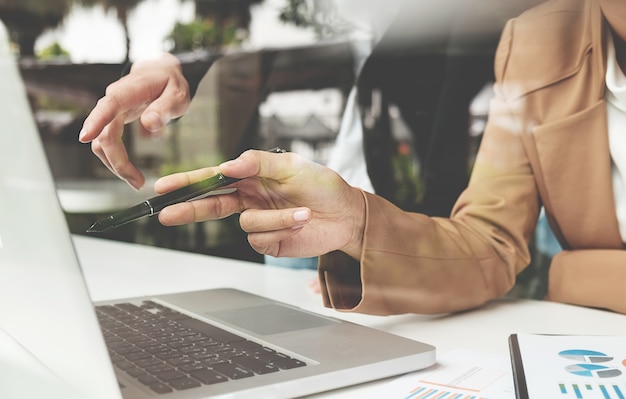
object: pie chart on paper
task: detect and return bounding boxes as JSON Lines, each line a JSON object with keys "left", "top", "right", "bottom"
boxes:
{"left": 559, "top": 349, "right": 613, "bottom": 363}
{"left": 564, "top": 363, "right": 622, "bottom": 378}
{"left": 560, "top": 350, "right": 622, "bottom": 378}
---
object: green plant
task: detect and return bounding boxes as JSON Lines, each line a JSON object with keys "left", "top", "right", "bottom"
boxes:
{"left": 37, "top": 41, "right": 70, "bottom": 60}
{"left": 168, "top": 19, "right": 240, "bottom": 51}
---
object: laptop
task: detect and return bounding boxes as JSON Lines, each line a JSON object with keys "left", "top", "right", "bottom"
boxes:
{"left": 0, "top": 22, "right": 435, "bottom": 399}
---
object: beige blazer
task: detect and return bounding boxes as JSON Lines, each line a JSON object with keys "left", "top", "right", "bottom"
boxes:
{"left": 318, "top": 0, "right": 626, "bottom": 315}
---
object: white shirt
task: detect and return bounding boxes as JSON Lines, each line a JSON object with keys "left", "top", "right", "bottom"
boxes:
{"left": 325, "top": 1, "right": 404, "bottom": 193}
{"left": 605, "top": 33, "right": 626, "bottom": 242}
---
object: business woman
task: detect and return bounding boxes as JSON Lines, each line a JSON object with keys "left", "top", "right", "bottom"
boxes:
{"left": 80, "top": 0, "right": 626, "bottom": 315}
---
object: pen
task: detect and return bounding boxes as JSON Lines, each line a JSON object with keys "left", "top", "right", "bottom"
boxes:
{"left": 86, "top": 147, "right": 286, "bottom": 233}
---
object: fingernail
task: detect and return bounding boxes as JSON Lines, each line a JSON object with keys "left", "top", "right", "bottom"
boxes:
{"left": 125, "top": 177, "right": 143, "bottom": 191}
{"left": 78, "top": 124, "right": 89, "bottom": 142}
{"left": 220, "top": 159, "right": 242, "bottom": 169}
{"left": 144, "top": 111, "right": 162, "bottom": 130}
{"left": 293, "top": 209, "right": 309, "bottom": 222}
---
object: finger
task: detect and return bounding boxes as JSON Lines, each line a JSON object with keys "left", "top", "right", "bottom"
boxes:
{"left": 79, "top": 74, "right": 165, "bottom": 143}
{"left": 154, "top": 167, "right": 220, "bottom": 194}
{"left": 308, "top": 278, "right": 322, "bottom": 294}
{"left": 219, "top": 150, "right": 311, "bottom": 181}
{"left": 93, "top": 115, "right": 145, "bottom": 189}
{"left": 90, "top": 137, "right": 113, "bottom": 173}
{"left": 246, "top": 227, "right": 306, "bottom": 258}
{"left": 79, "top": 82, "right": 136, "bottom": 143}
{"left": 140, "top": 78, "right": 190, "bottom": 133}
{"left": 136, "top": 121, "right": 161, "bottom": 139}
{"left": 157, "top": 193, "right": 242, "bottom": 225}
{"left": 100, "top": 146, "right": 144, "bottom": 190}
{"left": 89, "top": 114, "right": 123, "bottom": 173}
{"left": 239, "top": 208, "right": 311, "bottom": 233}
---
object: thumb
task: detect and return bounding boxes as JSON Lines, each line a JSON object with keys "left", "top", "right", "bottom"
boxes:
{"left": 219, "top": 149, "right": 305, "bottom": 181}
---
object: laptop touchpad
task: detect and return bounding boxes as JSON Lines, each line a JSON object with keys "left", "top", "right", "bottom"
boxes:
{"left": 207, "top": 304, "right": 337, "bottom": 335}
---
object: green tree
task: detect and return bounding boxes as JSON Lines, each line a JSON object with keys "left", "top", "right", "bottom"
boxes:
{"left": 0, "top": 0, "right": 147, "bottom": 61}
{"left": 168, "top": 18, "right": 241, "bottom": 52}
{"left": 278, "top": 0, "right": 351, "bottom": 39}
{"left": 174, "top": 0, "right": 264, "bottom": 50}
{"left": 0, "top": 0, "right": 72, "bottom": 57}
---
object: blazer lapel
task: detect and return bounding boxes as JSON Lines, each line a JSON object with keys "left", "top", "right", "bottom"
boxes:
{"left": 532, "top": 100, "right": 623, "bottom": 249}
{"left": 524, "top": 0, "right": 622, "bottom": 250}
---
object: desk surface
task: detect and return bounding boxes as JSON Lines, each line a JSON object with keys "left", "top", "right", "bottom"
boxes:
{"left": 72, "top": 235, "right": 626, "bottom": 398}
{"left": 56, "top": 179, "right": 158, "bottom": 213}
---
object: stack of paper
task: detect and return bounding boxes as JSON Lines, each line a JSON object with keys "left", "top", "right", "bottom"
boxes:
{"left": 510, "top": 333, "right": 626, "bottom": 399}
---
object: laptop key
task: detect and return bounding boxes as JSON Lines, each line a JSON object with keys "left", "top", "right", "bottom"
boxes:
{"left": 137, "top": 375, "right": 160, "bottom": 386}
{"left": 145, "top": 364, "right": 174, "bottom": 374}
{"left": 125, "top": 368, "right": 147, "bottom": 378}
{"left": 211, "top": 362, "right": 254, "bottom": 379}
{"left": 190, "top": 369, "right": 228, "bottom": 385}
{"left": 231, "top": 354, "right": 280, "bottom": 374}
{"left": 155, "top": 370, "right": 187, "bottom": 382}
{"left": 155, "top": 350, "right": 184, "bottom": 360}
{"left": 134, "top": 358, "right": 163, "bottom": 368}
{"left": 116, "top": 303, "right": 143, "bottom": 312}
{"left": 232, "top": 340, "right": 264, "bottom": 351}
{"left": 258, "top": 352, "right": 307, "bottom": 370}
{"left": 125, "top": 352, "right": 152, "bottom": 362}
{"left": 178, "top": 362, "right": 208, "bottom": 373}
{"left": 166, "top": 357, "right": 193, "bottom": 367}
{"left": 160, "top": 311, "right": 191, "bottom": 321}
{"left": 114, "top": 360, "right": 135, "bottom": 371}
{"left": 149, "top": 382, "right": 173, "bottom": 394}
{"left": 202, "top": 358, "right": 227, "bottom": 367}
{"left": 178, "top": 318, "right": 244, "bottom": 344}
{"left": 169, "top": 377, "right": 202, "bottom": 390}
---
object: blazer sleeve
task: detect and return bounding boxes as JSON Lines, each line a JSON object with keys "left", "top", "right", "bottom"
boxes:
{"left": 178, "top": 54, "right": 216, "bottom": 99}
{"left": 546, "top": 250, "right": 626, "bottom": 314}
{"left": 318, "top": 19, "right": 542, "bottom": 315}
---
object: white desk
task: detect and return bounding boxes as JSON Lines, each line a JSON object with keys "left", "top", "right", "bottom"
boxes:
{"left": 71, "top": 235, "right": 626, "bottom": 398}
{"left": 56, "top": 179, "right": 158, "bottom": 213}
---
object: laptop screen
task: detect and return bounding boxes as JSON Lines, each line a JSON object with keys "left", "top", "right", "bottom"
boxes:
{"left": 0, "top": 22, "right": 121, "bottom": 399}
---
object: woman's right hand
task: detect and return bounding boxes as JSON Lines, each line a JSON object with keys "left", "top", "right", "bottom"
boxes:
{"left": 154, "top": 149, "right": 367, "bottom": 260}
{"left": 79, "top": 52, "right": 191, "bottom": 190}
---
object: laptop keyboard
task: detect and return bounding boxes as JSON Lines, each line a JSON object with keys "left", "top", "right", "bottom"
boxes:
{"left": 96, "top": 300, "right": 307, "bottom": 394}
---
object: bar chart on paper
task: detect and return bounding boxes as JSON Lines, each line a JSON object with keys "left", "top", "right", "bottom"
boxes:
{"left": 513, "top": 334, "right": 626, "bottom": 399}
{"left": 371, "top": 350, "right": 516, "bottom": 399}
{"left": 403, "top": 384, "right": 491, "bottom": 399}
{"left": 400, "top": 363, "right": 510, "bottom": 399}
{"left": 557, "top": 382, "right": 626, "bottom": 399}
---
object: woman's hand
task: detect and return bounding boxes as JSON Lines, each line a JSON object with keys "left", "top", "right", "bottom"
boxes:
{"left": 154, "top": 150, "right": 366, "bottom": 260}
{"left": 79, "top": 52, "right": 191, "bottom": 190}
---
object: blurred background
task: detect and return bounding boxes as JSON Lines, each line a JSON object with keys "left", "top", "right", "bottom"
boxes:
{"left": 4, "top": 0, "right": 360, "bottom": 264}
{"left": 1, "top": 0, "right": 553, "bottom": 298}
